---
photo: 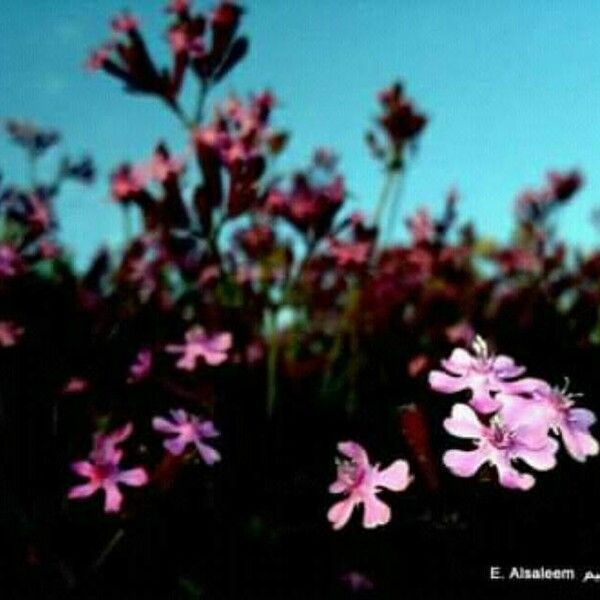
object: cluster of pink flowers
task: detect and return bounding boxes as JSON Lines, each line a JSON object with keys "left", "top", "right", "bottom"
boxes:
{"left": 110, "top": 145, "right": 186, "bottom": 203}
{"left": 430, "top": 336, "right": 598, "bottom": 490}
{"left": 70, "top": 410, "right": 221, "bottom": 513}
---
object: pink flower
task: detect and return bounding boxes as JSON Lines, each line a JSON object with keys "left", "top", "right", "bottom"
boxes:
{"left": 428, "top": 336, "right": 545, "bottom": 414}
{"left": 406, "top": 207, "right": 435, "bottom": 245}
{"left": 68, "top": 423, "right": 148, "bottom": 513}
{"left": 166, "top": 326, "right": 232, "bottom": 370}
{"left": 152, "top": 409, "right": 221, "bottom": 464}
{"left": 0, "top": 321, "right": 24, "bottom": 347}
{"left": 127, "top": 349, "right": 153, "bottom": 383}
{"left": 85, "top": 43, "right": 115, "bottom": 71}
{"left": 166, "top": 0, "right": 191, "bottom": 14}
{"left": 327, "top": 441, "right": 412, "bottom": 530}
{"left": 531, "top": 381, "right": 599, "bottom": 462}
{"left": 146, "top": 149, "right": 185, "bottom": 183}
{"left": 111, "top": 13, "right": 140, "bottom": 34}
{"left": 443, "top": 403, "right": 558, "bottom": 490}
{"left": 328, "top": 240, "right": 371, "bottom": 267}
{"left": 110, "top": 164, "right": 148, "bottom": 201}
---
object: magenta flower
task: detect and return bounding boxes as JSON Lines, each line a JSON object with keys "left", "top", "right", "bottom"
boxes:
{"left": 152, "top": 409, "right": 221, "bottom": 464}
{"left": 110, "top": 164, "right": 148, "bottom": 202}
{"left": 0, "top": 321, "right": 24, "bottom": 347}
{"left": 327, "top": 441, "right": 412, "bottom": 530}
{"left": 68, "top": 423, "right": 148, "bottom": 513}
{"left": 146, "top": 148, "right": 186, "bottom": 183}
{"left": 428, "top": 336, "right": 545, "bottom": 414}
{"left": 443, "top": 402, "right": 558, "bottom": 490}
{"left": 127, "top": 349, "right": 153, "bottom": 384}
{"left": 166, "top": 326, "right": 232, "bottom": 370}
{"left": 532, "top": 381, "right": 599, "bottom": 462}
{"left": 328, "top": 239, "right": 371, "bottom": 268}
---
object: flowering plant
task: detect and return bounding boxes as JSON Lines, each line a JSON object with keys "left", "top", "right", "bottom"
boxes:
{"left": 2, "top": 2, "right": 600, "bottom": 598}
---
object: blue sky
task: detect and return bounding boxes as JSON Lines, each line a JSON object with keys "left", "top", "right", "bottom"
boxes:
{"left": 1, "top": 0, "right": 599, "bottom": 265}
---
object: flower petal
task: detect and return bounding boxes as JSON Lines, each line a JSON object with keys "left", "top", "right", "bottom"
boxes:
{"left": 164, "top": 435, "right": 188, "bottom": 455}
{"left": 444, "top": 404, "right": 483, "bottom": 439}
{"left": 362, "top": 494, "right": 391, "bottom": 529}
{"left": 327, "top": 497, "right": 358, "bottom": 530}
{"left": 68, "top": 482, "right": 99, "bottom": 499}
{"left": 196, "top": 441, "right": 221, "bottom": 465}
{"left": 429, "top": 370, "right": 468, "bottom": 394}
{"left": 443, "top": 448, "right": 488, "bottom": 477}
{"left": 374, "top": 459, "right": 411, "bottom": 492}
{"left": 71, "top": 461, "right": 94, "bottom": 477}
{"left": 117, "top": 467, "right": 148, "bottom": 487}
{"left": 103, "top": 482, "right": 123, "bottom": 513}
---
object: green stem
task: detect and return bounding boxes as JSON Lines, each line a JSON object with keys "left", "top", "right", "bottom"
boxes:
{"left": 372, "top": 169, "right": 397, "bottom": 234}
{"left": 91, "top": 528, "right": 125, "bottom": 572}
{"left": 266, "top": 308, "right": 279, "bottom": 417}
{"left": 122, "top": 205, "right": 132, "bottom": 243}
{"left": 383, "top": 172, "right": 405, "bottom": 244}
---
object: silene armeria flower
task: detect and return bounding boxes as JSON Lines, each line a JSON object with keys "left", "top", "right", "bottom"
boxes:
{"left": 531, "top": 379, "right": 599, "bottom": 462}
{"left": 428, "top": 335, "right": 544, "bottom": 414}
{"left": 327, "top": 441, "right": 412, "bottom": 530}
{"left": 68, "top": 423, "right": 148, "bottom": 513}
{"left": 443, "top": 402, "right": 558, "bottom": 491}
{"left": 166, "top": 325, "right": 232, "bottom": 370}
{"left": 152, "top": 409, "right": 221, "bottom": 464}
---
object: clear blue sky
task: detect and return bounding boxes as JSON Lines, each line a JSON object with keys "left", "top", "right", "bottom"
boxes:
{"left": 1, "top": 0, "right": 599, "bottom": 266}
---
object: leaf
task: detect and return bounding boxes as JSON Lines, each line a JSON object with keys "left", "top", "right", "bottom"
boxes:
{"left": 212, "top": 36, "right": 249, "bottom": 83}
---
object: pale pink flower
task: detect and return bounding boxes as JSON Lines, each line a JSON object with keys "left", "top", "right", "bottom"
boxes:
{"left": 127, "top": 349, "right": 153, "bottom": 383}
{"left": 166, "top": 326, "right": 232, "bottom": 370}
{"left": 443, "top": 402, "right": 558, "bottom": 490}
{"left": 531, "top": 381, "right": 599, "bottom": 462}
{"left": 327, "top": 441, "right": 412, "bottom": 530}
{"left": 0, "top": 321, "right": 24, "bottom": 347}
{"left": 68, "top": 423, "right": 148, "bottom": 513}
{"left": 152, "top": 409, "right": 221, "bottom": 464}
{"left": 428, "top": 336, "right": 545, "bottom": 414}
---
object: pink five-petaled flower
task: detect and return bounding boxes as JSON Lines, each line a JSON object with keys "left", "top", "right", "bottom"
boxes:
{"left": 166, "top": 326, "right": 232, "bottom": 370}
{"left": 428, "top": 336, "right": 544, "bottom": 414}
{"left": 443, "top": 402, "right": 558, "bottom": 491}
{"left": 327, "top": 442, "right": 412, "bottom": 531}
{"left": 152, "top": 409, "right": 221, "bottom": 464}
{"left": 68, "top": 423, "right": 148, "bottom": 513}
{"left": 532, "top": 381, "right": 599, "bottom": 462}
